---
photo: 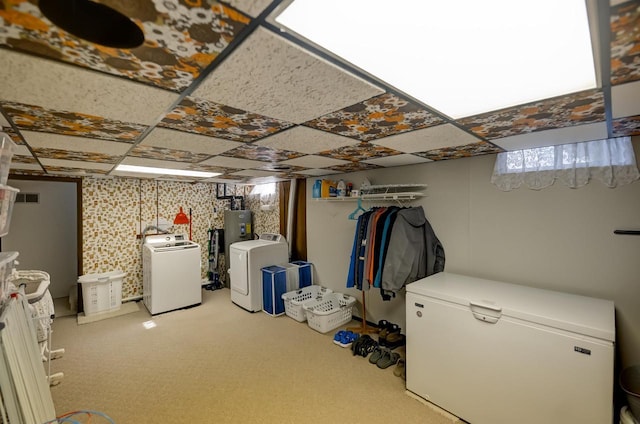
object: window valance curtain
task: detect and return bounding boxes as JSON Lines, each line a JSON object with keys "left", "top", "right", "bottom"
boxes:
{"left": 491, "top": 136, "right": 640, "bottom": 191}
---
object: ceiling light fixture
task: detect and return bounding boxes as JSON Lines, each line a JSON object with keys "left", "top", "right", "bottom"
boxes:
{"left": 114, "top": 164, "right": 221, "bottom": 178}
{"left": 274, "top": 0, "right": 598, "bottom": 119}
{"left": 38, "top": 0, "right": 144, "bottom": 49}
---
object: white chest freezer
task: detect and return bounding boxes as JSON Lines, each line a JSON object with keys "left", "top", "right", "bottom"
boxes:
{"left": 406, "top": 272, "right": 615, "bottom": 424}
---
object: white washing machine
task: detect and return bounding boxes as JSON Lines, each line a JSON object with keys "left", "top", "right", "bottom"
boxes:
{"left": 228, "top": 234, "right": 288, "bottom": 312}
{"left": 143, "top": 234, "right": 201, "bottom": 315}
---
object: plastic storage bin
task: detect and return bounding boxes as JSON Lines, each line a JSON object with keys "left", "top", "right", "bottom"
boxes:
{"left": 622, "top": 365, "right": 640, "bottom": 421}
{"left": 0, "top": 132, "right": 16, "bottom": 186}
{"left": 289, "top": 261, "right": 313, "bottom": 288}
{"left": 303, "top": 292, "right": 356, "bottom": 333}
{"left": 78, "top": 270, "right": 126, "bottom": 315}
{"left": 281, "top": 285, "right": 333, "bottom": 322}
{"left": 0, "top": 251, "right": 19, "bottom": 304}
{"left": 261, "top": 265, "right": 287, "bottom": 317}
{"left": 0, "top": 185, "right": 19, "bottom": 237}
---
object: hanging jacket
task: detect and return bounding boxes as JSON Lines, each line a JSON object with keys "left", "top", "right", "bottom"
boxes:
{"left": 380, "top": 206, "right": 445, "bottom": 299}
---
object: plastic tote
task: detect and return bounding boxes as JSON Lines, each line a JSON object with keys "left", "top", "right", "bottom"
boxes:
{"left": 621, "top": 365, "right": 640, "bottom": 422}
{"left": 78, "top": 270, "right": 126, "bottom": 315}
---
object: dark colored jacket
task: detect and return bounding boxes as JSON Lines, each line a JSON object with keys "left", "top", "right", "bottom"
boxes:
{"left": 380, "top": 206, "right": 444, "bottom": 297}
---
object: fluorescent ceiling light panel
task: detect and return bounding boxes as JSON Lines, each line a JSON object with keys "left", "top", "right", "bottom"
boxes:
{"left": 275, "top": 0, "right": 597, "bottom": 118}
{"left": 114, "top": 164, "right": 221, "bottom": 178}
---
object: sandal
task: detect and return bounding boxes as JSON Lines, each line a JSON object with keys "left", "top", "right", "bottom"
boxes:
{"left": 333, "top": 330, "right": 358, "bottom": 348}
{"left": 379, "top": 323, "right": 400, "bottom": 347}
{"left": 393, "top": 358, "right": 406, "bottom": 379}
{"left": 368, "top": 347, "right": 386, "bottom": 364}
{"left": 384, "top": 331, "right": 406, "bottom": 349}
{"left": 377, "top": 351, "right": 400, "bottom": 369}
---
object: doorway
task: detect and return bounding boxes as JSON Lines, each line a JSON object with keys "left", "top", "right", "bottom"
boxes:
{"left": 2, "top": 176, "right": 82, "bottom": 314}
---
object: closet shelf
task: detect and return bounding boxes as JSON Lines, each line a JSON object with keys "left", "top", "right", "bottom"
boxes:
{"left": 313, "top": 183, "right": 427, "bottom": 202}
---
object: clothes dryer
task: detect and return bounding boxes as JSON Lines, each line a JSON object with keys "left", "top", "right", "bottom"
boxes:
{"left": 228, "top": 234, "right": 288, "bottom": 312}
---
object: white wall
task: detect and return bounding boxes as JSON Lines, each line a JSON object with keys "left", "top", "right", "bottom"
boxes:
{"left": 307, "top": 138, "right": 640, "bottom": 368}
{"left": 3, "top": 179, "right": 78, "bottom": 298}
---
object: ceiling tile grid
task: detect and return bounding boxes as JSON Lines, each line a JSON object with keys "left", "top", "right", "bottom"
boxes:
{"left": 610, "top": 1, "right": 640, "bottom": 86}
{"left": 0, "top": 0, "right": 250, "bottom": 91}
{"left": 158, "top": 97, "right": 295, "bottom": 142}
{"left": 0, "top": 1, "right": 637, "bottom": 182}
{"left": 1, "top": 101, "right": 147, "bottom": 142}
{"left": 458, "top": 89, "right": 606, "bottom": 140}
{"left": 303, "top": 93, "right": 445, "bottom": 142}
{"left": 192, "top": 27, "right": 386, "bottom": 123}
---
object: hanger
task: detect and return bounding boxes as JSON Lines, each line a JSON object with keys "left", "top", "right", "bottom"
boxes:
{"left": 348, "top": 197, "right": 366, "bottom": 220}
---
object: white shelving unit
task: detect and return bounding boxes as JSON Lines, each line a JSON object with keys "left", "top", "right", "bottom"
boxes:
{"left": 314, "top": 183, "right": 427, "bottom": 203}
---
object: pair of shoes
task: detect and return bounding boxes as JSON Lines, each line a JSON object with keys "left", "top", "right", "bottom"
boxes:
{"left": 393, "top": 358, "right": 406, "bottom": 379}
{"left": 333, "top": 330, "right": 358, "bottom": 348}
{"left": 351, "top": 335, "right": 378, "bottom": 357}
{"left": 375, "top": 349, "right": 401, "bottom": 369}
{"left": 378, "top": 321, "right": 405, "bottom": 349}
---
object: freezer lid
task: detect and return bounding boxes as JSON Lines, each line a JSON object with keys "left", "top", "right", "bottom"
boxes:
{"left": 406, "top": 272, "right": 615, "bottom": 342}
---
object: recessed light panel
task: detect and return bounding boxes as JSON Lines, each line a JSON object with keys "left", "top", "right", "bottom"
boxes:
{"left": 275, "top": 0, "right": 597, "bottom": 118}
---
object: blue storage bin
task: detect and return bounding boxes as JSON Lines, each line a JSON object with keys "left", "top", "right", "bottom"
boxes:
{"left": 290, "top": 261, "right": 313, "bottom": 288}
{"left": 261, "top": 265, "right": 287, "bottom": 316}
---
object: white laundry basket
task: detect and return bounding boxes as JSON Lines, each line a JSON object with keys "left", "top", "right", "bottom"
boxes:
{"left": 78, "top": 271, "right": 126, "bottom": 315}
{"left": 8, "top": 270, "right": 53, "bottom": 346}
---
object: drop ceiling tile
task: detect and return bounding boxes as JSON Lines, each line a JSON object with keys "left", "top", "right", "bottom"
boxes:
{"left": 14, "top": 145, "right": 32, "bottom": 157}
{"left": 304, "top": 93, "right": 444, "bottom": 142}
{"left": 328, "top": 162, "right": 382, "bottom": 173}
{"left": 610, "top": 1, "right": 640, "bottom": 85}
{"left": 230, "top": 169, "right": 282, "bottom": 178}
{"left": 221, "top": 144, "right": 305, "bottom": 162}
{"left": 613, "top": 115, "right": 640, "bottom": 136}
{"left": 198, "top": 156, "right": 265, "bottom": 169}
{"left": 414, "top": 141, "right": 503, "bottom": 161}
{"left": 141, "top": 128, "right": 242, "bottom": 155}
{"left": 159, "top": 97, "right": 295, "bottom": 142}
{"left": 362, "top": 154, "right": 432, "bottom": 167}
{"left": 128, "top": 145, "right": 212, "bottom": 163}
{"left": 279, "top": 155, "right": 350, "bottom": 169}
{"left": 193, "top": 27, "right": 385, "bottom": 123}
{"left": 492, "top": 122, "right": 609, "bottom": 150}
{"left": 200, "top": 176, "right": 246, "bottom": 183}
{"left": 254, "top": 126, "right": 359, "bottom": 154}
{"left": 257, "top": 163, "right": 306, "bottom": 174}
{"left": 226, "top": 0, "right": 272, "bottom": 17}
{"left": 187, "top": 164, "right": 241, "bottom": 175}
{"left": 1, "top": 101, "right": 146, "bottom": 142}
{"left": 370, "top": 124, "right": 481, "bottom": 153}
{"left": 458, "top": 89, "right": 605, "bottom": 140}
{"left": 0, "top": 114, "right": 9, "bottom": 127}
{"left": 1, "top": 127, "right": 24, "bottom": 145}
{"left": 33, "top": 148, "right": 121, "bottom": 164}
{"left": 292, "top": 168, "right": 341, "bottom": 177}
{"left": 0, "top": 51, "right": 178, "bottom": 125}
{"left": 612, "top": 80, "right": 640, "bottom": 118}
{"left": 22, "top": 131, "right": 131, "bottom": 155}
{"left": 39, "top": 158, "right": 113, "bottom": 171}
{"left": 119, "top": 157, "right": 192, "bottom": 169}
{"left": 9, "top": 161, "right": 42, "bottom": 172}
{"left": 0, "top": 1, "right": 249, "bottom": 92}
{"left": 317, "top": 142, "right": 402, "bottom": 162}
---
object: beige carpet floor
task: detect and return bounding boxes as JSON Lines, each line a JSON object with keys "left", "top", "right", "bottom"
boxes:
{"left": 48, "top": 289, "right": 458, "bottom": 424}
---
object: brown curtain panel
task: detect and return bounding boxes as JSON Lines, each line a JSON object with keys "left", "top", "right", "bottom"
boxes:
{"left": 279, "top": 179, "right": 307, "bottom": 261}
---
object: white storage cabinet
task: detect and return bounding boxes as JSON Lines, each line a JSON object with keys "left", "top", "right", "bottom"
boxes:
{"left": 406, "top": 272, "right": 615, "bottom": 424}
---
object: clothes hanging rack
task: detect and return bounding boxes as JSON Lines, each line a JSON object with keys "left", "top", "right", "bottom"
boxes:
{"left": 347, "top": 290, "right": 378, "bottom": 334}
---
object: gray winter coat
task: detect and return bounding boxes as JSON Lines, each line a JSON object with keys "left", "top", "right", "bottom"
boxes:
{"left": 380, "top": 206, "right": 444, "bottom": 295}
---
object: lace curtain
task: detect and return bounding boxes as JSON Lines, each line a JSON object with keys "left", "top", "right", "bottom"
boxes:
{"left": 491, "top": 136, "right": 640, "bottom": 191}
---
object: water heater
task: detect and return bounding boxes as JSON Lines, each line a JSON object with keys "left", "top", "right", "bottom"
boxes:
{"left": 223, "top": 210, "right": 253, "bottom": 286}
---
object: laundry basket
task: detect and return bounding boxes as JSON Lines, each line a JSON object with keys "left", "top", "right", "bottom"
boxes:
{"left": 7, "top": 270, "right": 54, "bottom": 355}
{"left": 621, "top": 365, "right": 640, "bottom": 422}
{"left": 303, "top": 293, "right": 356, "bottom": 333}
{"left": 281, "top": 285, "right": 332, "bottom": 322}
